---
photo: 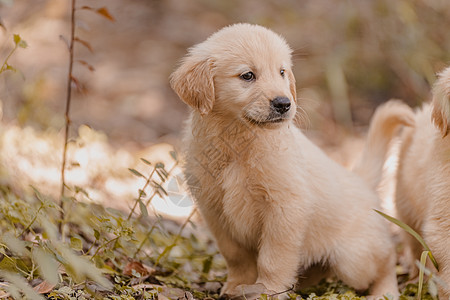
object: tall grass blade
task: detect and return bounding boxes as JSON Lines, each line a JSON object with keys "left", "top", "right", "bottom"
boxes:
{"left": 417, "top": 250, "right": 428, "bottom": 300}
{"left": 374, "top": 210, "right": 439, "bottom": 270}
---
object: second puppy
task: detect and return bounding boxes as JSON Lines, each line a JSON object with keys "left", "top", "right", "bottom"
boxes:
{"left": 395, "top": 66, "right": 450, "bottom": 298}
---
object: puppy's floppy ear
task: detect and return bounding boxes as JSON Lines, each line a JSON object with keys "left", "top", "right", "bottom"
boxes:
{"left": 170, "top": 53, "right": 215, "bottom": 115}
{"left": 287, "top": 69, "right": 297, "bottom": 103}
{"left": 431, "top": 67, "right": 450, "bottom": 137}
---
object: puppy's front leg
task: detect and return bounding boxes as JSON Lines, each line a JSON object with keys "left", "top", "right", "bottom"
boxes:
{"left": 255, "top": 210, "right": 303, "bottom": 294}
{"left": 212, "top": 228, "right": 258, "bottom": 296}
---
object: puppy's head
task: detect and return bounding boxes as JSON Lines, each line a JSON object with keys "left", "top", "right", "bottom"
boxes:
{"left": 431, "top": 66, "right": 450, "bottom": 137}
{"left": 170, "top": 23, "right": 297, "bottom": 128}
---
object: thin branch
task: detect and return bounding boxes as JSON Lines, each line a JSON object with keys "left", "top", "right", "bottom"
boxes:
{"left": 126, "top": 167, "right": 157, "bottom": 221}
{"left": 89, "top": 236, "right": 120, "bottom": 261}
{"left": 0, "top": 44, "right": 18, "bottom": 73}
{"left": 137, "top": 163, "right": 178, "bottom": 222}
{"left": 19, "top": 204, "right": 44, "bottom": 237}
{"left": 132, "top": 222, "right": 157, "bottom": 259}
{"left": 60, "top": 0, "right": 76, "bottom": 229}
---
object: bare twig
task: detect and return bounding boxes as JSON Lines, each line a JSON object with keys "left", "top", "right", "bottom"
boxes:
{"left": 127, "top": 162, "right": 178, "bottom": 221}
{"left": 19, "top": 204, "right": 44, "bottom": 237}
{"left": 60, "top": 0, "right": 77, "bottom": 229}
{"left": 89, "top": 236, "right": 120, "bottom": 261}
{"left": 126, "top": 167, "right": 158, "bottom": 221}
{"left": 0, "top": 43, "right": 18, "bottom": 73}
{"left": 132, "top": 221, "right": 157, "bottom": 259}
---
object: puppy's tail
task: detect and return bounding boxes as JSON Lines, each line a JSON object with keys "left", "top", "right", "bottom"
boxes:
{"left": 352, "top": 100, "right": 414, "bottom": 190}
{"left": 431, "top": 66, "right": 450, "bottom": 137}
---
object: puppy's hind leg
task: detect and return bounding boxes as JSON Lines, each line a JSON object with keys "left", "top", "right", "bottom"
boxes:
{"left": 331, "top": 239, "right": 399, "bottom": 299}
{"left": 423, "top": 213, "right": 450, "bottom": 298}
{"left": 368, "top": 254, "right": 399, "bottom": 299}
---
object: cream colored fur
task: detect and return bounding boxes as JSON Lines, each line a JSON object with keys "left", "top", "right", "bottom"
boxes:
{"left": 395, "top": 67, "right": 450, "bottom": 299}
{"left": 353, "top": 100, "right": 415, "bottom": 190}
{"left": 170, "top": 23, "right": 399, "bottom": 298}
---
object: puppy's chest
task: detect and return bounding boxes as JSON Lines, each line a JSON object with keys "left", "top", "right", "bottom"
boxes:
{"left": 190, "top": 128, "right": 254, "bottom": 180}
{"left": 219, "top": 161, "right": 272, "bottom": 247}
{"left": 190, "top": 132, "right": 294, "bottom": 246}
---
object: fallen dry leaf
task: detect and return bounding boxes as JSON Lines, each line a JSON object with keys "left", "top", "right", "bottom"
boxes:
{"left": 33, "top": 280, "right": 56, "bottom": 294}
{"left": 123, "top": 260, "right": 155, "bottom": 277}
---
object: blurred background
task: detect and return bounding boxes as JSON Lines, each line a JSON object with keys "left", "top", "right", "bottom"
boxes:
{"left": 0, "top": 0, "right": 450, "bottom": 210}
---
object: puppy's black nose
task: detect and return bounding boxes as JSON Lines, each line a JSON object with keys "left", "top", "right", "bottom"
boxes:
{"left": 271, "top": 97, "right": 291, "bottom": 114}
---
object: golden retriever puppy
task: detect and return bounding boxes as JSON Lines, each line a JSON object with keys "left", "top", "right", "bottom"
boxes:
{"left": 170, "top": 23, "right": 400, "bottom": 298}
{"left": 395, "top": 66, "right": 450, "bottom": 298}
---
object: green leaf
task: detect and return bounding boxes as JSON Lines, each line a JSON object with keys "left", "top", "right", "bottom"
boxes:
{"left": 18, "top": 39, "right": 27, "bottom": 48}
{"left": 128, "top": 168, "right": 145, "bottom": 178}
{"left": 152, "top": 181, "right": 168, "bottom": 196}
{"left": 13, "top": 34, "right": 20, "bottom": 45}
{"left": 104, "top": 249, "right": 114, "bottom": 260}
{"left": 0, "top": 255, "right": 18, "bottom": 271}
{"left": 170, "top": 151, "right": 178, "bottom": 161}
{"left": 374, "top": 210, "right": 439, "bottom": 270}
{"left": 33, "top": 248, "right": 59, "bottom": 285}
{"left": 94, "top": 229, "right": 100, "bottom": 240}
{"left": 70, "top": 237, "right": 83, "bottom": 252}
{"left": 74, "top": 185, "right": 89, "bottom": 197}
{"left": 138, "top": 189, "right": 147, "bottom": 198}
{"left": 5, "top": 64, "right": 16, "bottom": 72}
{"left": 156, "top": 169, "right": 167, "bottom": 182}
{"left": 93, "top": 256, "right": 104, "bottom": 269}
{"left": 138, "top": 199, "right": 148, "bottom": 217}
{"left": 156, "top": 244, "right": 175, "bottom": 265}
{"left": 31, "top": 186, "right": 45, "bottom": 203}
{"left": 202, "top": 256, "right": 213, "bottom": 274}
{"left": 140, "top": 158, "right": 152, "bottom": 165}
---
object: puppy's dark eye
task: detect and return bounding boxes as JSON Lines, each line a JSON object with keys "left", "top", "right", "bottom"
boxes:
{"left": 280, "top": 69, "right": 285, "bottom": 78}
{"left": 240, "top": 72, "right": 255, "bottom": 81}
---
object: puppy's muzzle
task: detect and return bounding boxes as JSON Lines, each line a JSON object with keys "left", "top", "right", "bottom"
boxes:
{"left": 270, "top": 97, "right": 291, "bottom": 115}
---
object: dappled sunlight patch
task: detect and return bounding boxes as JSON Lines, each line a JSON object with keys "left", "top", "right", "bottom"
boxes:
{"left": 0, "top": 122, "right": 193, "bottom": 217}
{"left": 152, "top": 172, "right": 195, "bottom": 218}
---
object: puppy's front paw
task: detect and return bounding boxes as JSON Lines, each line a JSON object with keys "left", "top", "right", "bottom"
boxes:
{"left": 220, "top": 283, "right": 280, "bottom": 300}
